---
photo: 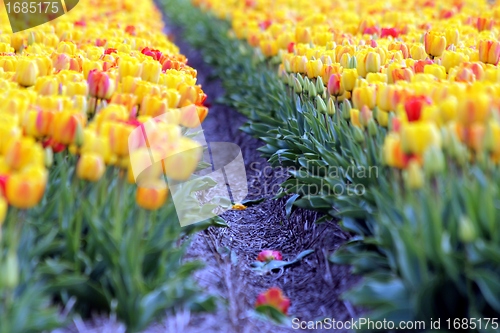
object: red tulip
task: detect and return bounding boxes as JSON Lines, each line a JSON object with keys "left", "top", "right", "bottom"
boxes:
{"left": 404, "top": 96, "right": 432, "bottom": 122}
{"left": 381, "top": 27, "right": 399, "bottom": 38}
{"left": 141, "top": 47, "right": 163, "bottom": 61}
{"left": 257, "top": 250, "right": 282, "bottom": 262}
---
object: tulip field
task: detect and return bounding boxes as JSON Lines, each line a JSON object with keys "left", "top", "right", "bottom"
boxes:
{"left": 1, "top": 0, "right": 500, "bottom": 331}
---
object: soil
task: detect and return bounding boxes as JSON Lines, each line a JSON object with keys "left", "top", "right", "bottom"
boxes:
{"left": 54, "top": 18, "right": 359, "bottom": 333}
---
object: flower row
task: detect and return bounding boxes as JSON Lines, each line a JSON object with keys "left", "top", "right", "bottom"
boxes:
{"left": 0, "top": 0, "right": 208, "bottom": 218}
{"left": 194, "top": 0, "right": 500, "bottom": 184}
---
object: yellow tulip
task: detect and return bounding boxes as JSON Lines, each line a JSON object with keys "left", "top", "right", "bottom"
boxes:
{"left": 423, "top": 64, "right": 447, "bottom": 80}
{"left": 141, "top": 60, "right": 161, "bottom": 84}
{"left": 77, "top": 153, "right": 106, "bottom": 182}
{"left": 162, "top": 138, "right": 202, "bottom": 181}
{"left": 341, "top": 68, "right": 358, "bottom": 91}
{"left": 352, "top": 85, "right": 376, "bottom": 110}
{"left": 405, "top": 160, "right": 424, "bottom": 189}
{"left": 15, "top": 59, "right": 39, "bottom": 87}
{"left": 401, "top": 122, "right": 441, "bottom": 155}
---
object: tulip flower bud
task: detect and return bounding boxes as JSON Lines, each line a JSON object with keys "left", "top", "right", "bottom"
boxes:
{"left": 423, "top": 145, "right": 445, "bottom": 176}
{"left": 44, "top": 148, "right": 53, "bottom": 168}
{"left": 283, "top": 59, "right": 291, "bottom": 72}
{"left": 0, "top": 197, "right": 6, "bottom": 226}
{"left": 327, "top": 97, "right": 336, "bottom": 116}
{"left": 74, "top": 122, "right": 84, "bottom": 148}
{"left": 280, "top": 71, "right": 289, "bottom": 84}
{"left": 316, "top": 96, "right": 327, "bottom": 114}
{"left": 15, "top": 59, "right": 39, "bottom": 87}
{"left": 292, "top": 76, "right": 302, "bottom": 94}
{"left": 303, "top": 76, "right": 311, "bottom": 92}
{"left": 28, "top": 32, "right": 36, "bottom": 46}
{"left": 4, "top": 251, "right": 19, "bottom": 288}
{"left": 459, "top": 216, "right": 477, "bottom": 243}
{"left": 405, "top": 160, "right": 424, "bottom": 190}
{"left": 367, "top": 119, "right": 378, "bottom": 137}
{"left": 352, "top": 126, "right": 365, "bottom": 144}
{"left": 296, "top": 73, "right": 304, "bottom": 87}
{"left": 308, "top": 80, "right": 317, "bottom": 96}
{"left": 342, "top": 100, "right": 352, "bottom": 120}
{"left": 348, "top": 55, "right": 357, "bottom": 69}
{"left": 316, "top": 76, "right": 324, "bottom": 95}
{"left": 365, "top": 52, "right": 381, "bottom": 74}
{"left": 387, "top": 112, "right": 397, "bottom": 130}
{"left": 340, "top": 53, "right": 350, "bottom": 68}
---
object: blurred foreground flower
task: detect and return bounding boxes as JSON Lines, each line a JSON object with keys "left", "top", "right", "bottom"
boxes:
{"left": 136, "top": 180, "right": 169, "bottom": 210}
{"left": 255, "top": 287, "right": 290, "bottom": 315}
{"left": 77, "top": 153, "right": 105, "bottom": 182}
{"left": 6, "top": 166, "right": 48, "bottom": 209}
{"left": 0, "top": 196, "right": 6, "bottom": 224}
{"left": 257, "top": 250, "right": 282, "bottom": 262}
{"left": 231, "top": 203, "right": 247, "bottom": 210}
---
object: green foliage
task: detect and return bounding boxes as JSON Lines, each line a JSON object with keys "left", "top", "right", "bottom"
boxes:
{"left": 1, "top": 153, "right": 220, "bottom": 333}
{"left": 0, "top": 216, "right": 63, "bottom": 333}
{"left": 164, "top": 0, "right": 500, "bottom": 330}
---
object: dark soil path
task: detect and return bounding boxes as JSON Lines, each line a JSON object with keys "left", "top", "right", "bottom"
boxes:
{"left": 161, "top": 23, "right": 359, "bottom": 333}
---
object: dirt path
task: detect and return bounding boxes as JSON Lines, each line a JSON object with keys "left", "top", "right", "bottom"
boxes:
{"left": 159, "top": 25, "right": 359, "bottom": 333}
{"left": 55, "top": 20, "right": 358, "bottom": 333}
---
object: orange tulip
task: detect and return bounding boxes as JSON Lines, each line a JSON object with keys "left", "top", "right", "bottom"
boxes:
{"left": 6, "top": 166, "right": 48, "bottom": 209}
{"left": 51, "top": 111, "right": 85, "bottom": 146}
{"left": 4, "top": 137, "right": 44, "bottom": 171}
{"left": 478, "top": 40, "right": 500, "bottom": 65}
{"left": 136, "top": 180, "right": 168, "bottom": 210}
{"left": 255, "top": 287, "right": 290, "bottom": 315}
